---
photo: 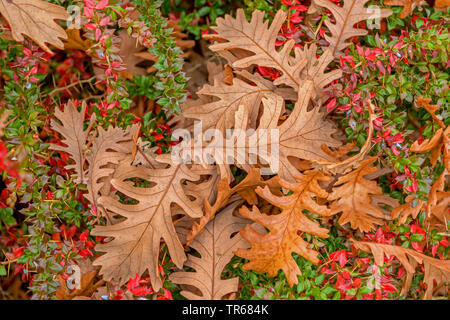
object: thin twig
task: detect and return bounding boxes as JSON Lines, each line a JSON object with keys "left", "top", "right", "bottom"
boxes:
{"left": 49, "top": 77, "right": 97, "bottom": 95}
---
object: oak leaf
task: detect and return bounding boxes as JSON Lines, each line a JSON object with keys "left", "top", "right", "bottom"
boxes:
{"left": 411, "top": 97, "right": 448, "bottom": 172}
{"left": 411, "top": 126, "right": 449, "bottom": 172}
{"left": 64, "top": 29, "right": 92, "bottom": 52}
{"left": 84, "top": 125, "right": 139, "bottom": 217}
{"left": 235, "top": 170, "right": 331, "bottom": 287}
{"left": 205, "top": 9, "right": 308, "bottom": 89}
{"left": 0, "top": 0, "right": 70, "bottom": 53}
{"left": 328, "top": 157, "right": 393, "bottom": 232}
{"left": 181, "top": 70, "right": 280, "bottom": 133}
{"left": 313, "top": 99, "right": 376, "bottom": 174}
{"left": 354, "top": 241, "right": 450, "bottom": 299}
{"left": 0, "top": 109, "right": 10, "bottom": 137}
{"left": 50, "top": 101, "right": 96, "bottom": 184}
{"left": 426, "top": 171, "right": 449, "bottom": 229}
{"left": 205, "top": 10, "right": 341, "bottom": 97}
{"left": 118, "top": 21, "right": 194, "bottom": 79}
{"left": 392, "top": 172, "right": 448, "bottom": 228}
{"left": 391, "top": 195, "right": 425, "bottom": 225}
{"left": 176, "top": 81, "right": 340, "bottom": 182}
{"left": 170, "top": 200, "right": 251, "bottom": 300}
{"left": 416, "top": 96, "right": 445, "bottom": 129}
{"left": 294, "top": 44, "right": 342, "bottom": 101}
{"left": 91, "top": 155, "right": 215, "bottom": 290}
{"left": 313, "top": 0, "right": 392, "bottom": 57}
{"left": 186, "top": 168, "right": 267, "bottom": 245}
{"left": 254, "top": 81, "right": 340, "bottom": 181}
{"left": 435, "top": 0, "right": 450, "bottom": 9}
{"left": 385, "top": 0, "right": 428, "bottom": 18}
{"left": 321, "top": 141, "right": 356, "bottom": 160}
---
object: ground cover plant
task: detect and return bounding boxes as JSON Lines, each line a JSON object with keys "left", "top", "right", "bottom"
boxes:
{"left": 0, "top": 0, "right": 448, "bottom": 301}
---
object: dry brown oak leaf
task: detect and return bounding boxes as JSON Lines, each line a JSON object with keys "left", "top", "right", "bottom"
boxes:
{"left": 84, "top": 124, "right": 139, "bottom": 216}
{"left": 186, "top": 168, "right": 263, "bottom": 245}
{"left": 392, "top": 171, "right": 449, "bottom": 228}
{"left": 186, "top": 168, "right": 279, "bottom": 245}
{"left": 177, "top": 81, "right": 341, "bottom": 183}
{"left": 0, "top": 109, "right": 10, "bottom": 137}
{"left": 313, "top": 0, "right": 392, "bottom": 57}
{"left": 436, "top": 0, "right": 450, "bottom": 9}
{"left": 385, "top": 1, "right": 426, "bottom": 18}
{"left": 64, "top": 29, "right": 92, "bottom": 52}
{"left": 50, "top": 101, "right": 96, "bottom": 185}
{"left": 385, "top": 0, "right": 450, "bottom": 18}
{"left": 169, "top": 200, "right": 251, "bottom": 300}
{"left": 426, "top": 171, "right": 449, "bottom": 229}
{"left": 118, "top": 20, "right": 194, "bottom": 79}
{"left": 411, "top": 126, "right": 450, "bottom": 172}
{"left": 244, "top": 81, "right": 340, "bottom": 181}
{"left": 91, "top": 155, "right": 215, "bottom": 291}
{"left": 235, "top": 170, "right": 331, "bottom": 287}
{"left": 328, "top": 157, "right": 394, "bottom": 232}
{"left": 0, "top": 0, "right": 70, "bottom": 53}
{"left": 391, "top": 195, "right": 425, "bottom": 225}
{"left": 354, "top": 242, "right": 450, "bottom": 300}
{"left": 204, "top": 9, "right": 341, "bottom": 92}
{"left": 411, "top": 97, "right": 449, "bottom": 172}
{"left": 181, "top": 70, "right": 280, "bottom": 133}
{"left": 293, "top": 43, "right": 342, "bottom": 101}
{"left": 313, "top": 99, "right": 376, "bottom": 175}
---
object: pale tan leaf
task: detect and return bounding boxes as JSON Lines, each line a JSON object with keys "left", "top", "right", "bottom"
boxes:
{"left": 205, "top": 9, "right": 308, "bottom": 89}
{"left": 170, "top": 200, "right": 250, "bottom": 300}
{"left": 411, "top": 130, "right": 444, "bottom": 153}
{"left": 64, "top": 29, "right": 92, "bottom": 51}
{"left": 0, "top": 109, "right": 10, "bottom": 137}
{"left": 186, "top": 168, "right": 265, "bottom": 245}
{"left": 181, "top": 70, "right": 279, "bottom": 133}
{"left": 293, "top": 44, "right": 342, "bottom": 101}
{"left": 426, "top": 172, "right": 449, "bottom": 231}
{"left": 321, "top": 141, "right": 356, "bottom": 159}
{"left": 312, "top": 99, "right": 376, "bottom": 174}
{"left": 391, "top": 195, "right": 425, "bottom": 225}
{"left": 416, "top": 96, "right": 445, "bottom": 129}
{"left": 55, "top": 259, "right": 101, "bottom": 300}
{"left": 313, "top": 0, "right": 392, "bottom": 57}
{"left": 91, "top": 155, "right": 215, "bottom": 290}
{"left": 0, "top": 0, "right": 70, "bottom": 53}
{"left": 118, "top": 20, "right": 194, "bottom": 79}
{"left": 176, "top": 81, "right": 340, "bottom": 182}
{"left": 50, "top": 101, "right": 96, "bottom": 184}
{"left": 84, "top": 125, "right": 139, "bottom": 215}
